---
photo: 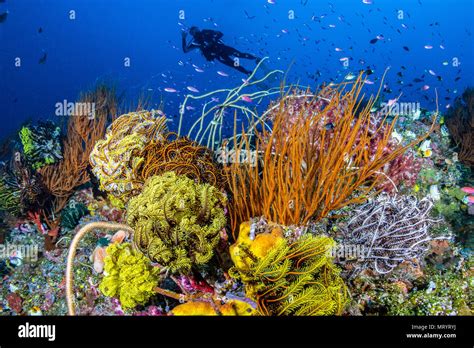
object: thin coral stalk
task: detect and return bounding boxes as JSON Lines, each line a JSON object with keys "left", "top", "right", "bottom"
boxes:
{"left": 178, "top": 57, "right": 285, "bottom": 150}
{"left": 66, "top": 222, "right": 134, "bottom": 315}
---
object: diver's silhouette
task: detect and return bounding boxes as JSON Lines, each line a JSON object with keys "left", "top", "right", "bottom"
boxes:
{"left": 182, "top": 26, "right": 260, "bottom": 75}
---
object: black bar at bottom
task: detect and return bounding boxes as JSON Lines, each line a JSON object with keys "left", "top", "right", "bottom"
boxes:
{"left": 0, "top": 316, "right": 471, "bottom": 346}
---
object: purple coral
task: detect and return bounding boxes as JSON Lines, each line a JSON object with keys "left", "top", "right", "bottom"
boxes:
{"left": 340, "top": 194, "right": 441, "bottom": 276}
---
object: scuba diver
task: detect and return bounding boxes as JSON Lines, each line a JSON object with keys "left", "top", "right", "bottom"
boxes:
{"left": 182, "top": 26, "right": 261, "bottom": 75}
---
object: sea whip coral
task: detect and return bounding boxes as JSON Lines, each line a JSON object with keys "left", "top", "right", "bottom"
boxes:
{"left": 226, "top": 74, "right": 433, "bottom": 235}
{"left": 265, "top": 88, "right": 425, "bottom": 194}
{"left": 39, "top": 85, "right": 117, "bottom": 214}
{"left": 89, "top": 110, "right": 168, "bottom": 206}
{"left": 339, "top": 194, "right": 441, "bottom": 276}
{"left": 65, "top": 221, "right": 135, "bottom": 315}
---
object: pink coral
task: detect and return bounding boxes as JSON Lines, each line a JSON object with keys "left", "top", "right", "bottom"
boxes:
{"left": 264, "top": 88, "right": 420, "bottom": 194}
{"left": 378, "top": 152, "right": 423, "bottom": 193}
{"left": 6, "top": 293, "right": 23, "bottom": 314}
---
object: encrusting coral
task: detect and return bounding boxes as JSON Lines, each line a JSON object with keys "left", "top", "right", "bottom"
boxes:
{"left": 99, "top": 242, "right": 162, "bottom": 309}
{"left": 89, "top": 110, "right": 168, "bottom": 207}
{"left": 127, "top": 171, "right": 227, "bottom": 274}
{"left": 339, "top": 194, "right": 442, "bottom": 276}
{"left": 229, "top": 221, "right": 348, "bottom": 316}
{"left": 19, "top": 121, "right": 63, "bottom": 170}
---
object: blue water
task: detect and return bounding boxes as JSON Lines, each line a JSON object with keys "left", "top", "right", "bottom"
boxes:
{"left": 1, "top": 0, "right": 473, "bottom": 140}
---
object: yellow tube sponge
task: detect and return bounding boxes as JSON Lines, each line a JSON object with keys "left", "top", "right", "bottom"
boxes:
{"left": 230, "top": 221, "right": 284, "bottom": 271}
{"left": 171, "top": 299, "right": 255, "bottom": 316}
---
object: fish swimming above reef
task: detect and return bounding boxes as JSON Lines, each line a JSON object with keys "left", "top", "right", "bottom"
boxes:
{"left": 38, "top": 52, "right": 47, "bottom": 64}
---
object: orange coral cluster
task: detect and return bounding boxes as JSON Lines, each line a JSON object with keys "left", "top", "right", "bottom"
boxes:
{"left": 225, "top": 74, "right": 432, "bottom": 236}
{"left": 136, "top": 133, "right": 227, "bottom": 190}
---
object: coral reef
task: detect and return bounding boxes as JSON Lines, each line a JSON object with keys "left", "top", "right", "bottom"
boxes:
{"left": 0, "top": 161, "right": 22, "bottom": 215}
{"left": 60, "top": 199, "right": 89, "bottom": 230}
{"left": 90, "top": 110, "right": 168, "bottom": 206}
{"left": 0, "top": 65, "right": 471, "bottom": 318}
{"left": 226, "top": 74, "right": 431, "bottom": 235}
{"left": 99, "top": 243, "right": 162, "bottom": 309}
{"left": 127, "top": 172, "right": 227, "bottom": 274}
{"left": 229, "top": 221, "right": 348, "bottom": 316}
{"left": 446, "top": 87, "right": 474, "bottom": 167}
{"left": 1, "top": 216, "right": 128, "bottom": 316}
{"left": 39, "top": 85, "right": 117, "bottom": 215}
{"left": 19, "top": 121, "right": 62, "bottom": 170}
{"left": 393, "top": 268, "right": 472, "bottom": 315}
{"left": 0, "top": 154, "right": 46, "bottom": 215}
{"left": 349, "top": 252, "right": 472, "bottom": 316}
{"left": 338, "top": 194, "right": 441, "bottom": 276}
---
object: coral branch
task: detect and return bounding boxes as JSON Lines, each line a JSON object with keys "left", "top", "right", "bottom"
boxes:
{"left": 226, "top": 73, "right": 435, "bottom": 235}
{"left": 39, "top": 85, "right": 117, "bottom": 214}
{"left": 66, "top": 222, "right": 134, "bottom": 315}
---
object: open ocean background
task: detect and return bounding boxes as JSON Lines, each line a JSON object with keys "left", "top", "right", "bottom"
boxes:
{"left": 0, "top": 0, "right": 473, "bottom": 140}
